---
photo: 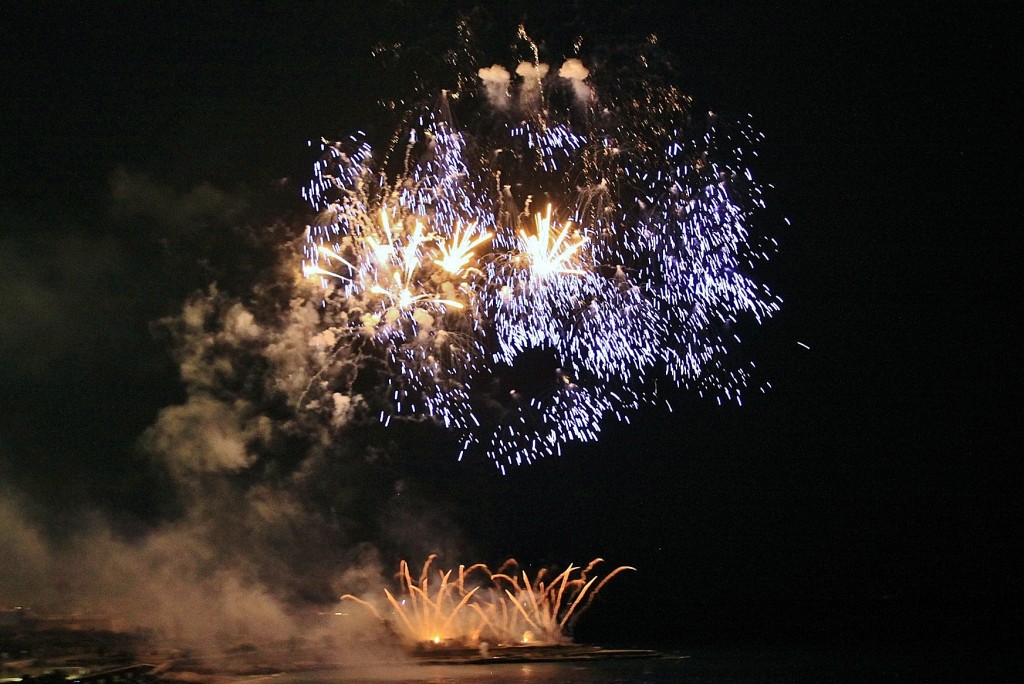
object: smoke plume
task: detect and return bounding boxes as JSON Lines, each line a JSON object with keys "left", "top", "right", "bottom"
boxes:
{"left": 0, "top": 172, "right": 471, "bottom": 654}
{"left": 477, "top": 64, "right": 512, "bottom": 110}
{"left": 515, "top": 61, "right": 550, "bottom": 111}
{"left": 558, "top": 58, "right": 594, "bottom": 105}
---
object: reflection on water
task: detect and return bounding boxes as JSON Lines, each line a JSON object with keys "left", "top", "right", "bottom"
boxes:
{"left": 263, "top": 660, "right": 686, "bottom": 684}
{"left": 263, "top": 649, "right": 899, "bottom": 683}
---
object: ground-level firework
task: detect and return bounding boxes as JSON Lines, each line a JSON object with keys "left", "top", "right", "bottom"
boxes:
{"left": 341, "top": 556, "right": 633, "bottom": 648}
{"left": 302, "top": 32, "right": 780, "bottom": 468}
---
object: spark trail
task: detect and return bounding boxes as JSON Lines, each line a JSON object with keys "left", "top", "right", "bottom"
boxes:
{"left": 302, "top": 35, "right": 780, "bottom": 470}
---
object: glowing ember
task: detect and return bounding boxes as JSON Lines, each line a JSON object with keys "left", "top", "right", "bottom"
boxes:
{"left": 518, "top": 205, "right": 588, "bottom": 279}
{"left": 302, "top": 32, "right": 780, "bottom": 468}
{"left": 434, "top": 222, "right": 493, "bottom": 276}
{"left": 341, "top": 556, "right": 634, "bottom": 648}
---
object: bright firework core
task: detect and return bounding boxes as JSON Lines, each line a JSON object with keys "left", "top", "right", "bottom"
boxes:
{"left": 302, "top": 43, "right": 780, "bottom": 469}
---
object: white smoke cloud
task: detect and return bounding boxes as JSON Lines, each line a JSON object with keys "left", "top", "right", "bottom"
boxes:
{"left": 477, "top": 58, "right": 595, "bottom": 115}
{"left": 225, "top": 302, "right": 262, "bottom": 340}
{"left": 559, "top": 58, "right": 594, "bottom": 105}
{"left": 516, "top": 61, "right": 550, "bottom": 111}
{"left": 331, "top": 392, "right": 356, "bottom": 429}
{"left": 143, "top": 394, "right": 259, "bottom": 477}
{"left": 0, "top": 492, "right": 54, "bottom": 603}
{"left": 0, "top": 486, "right": 296, "bottom": 647}
{"left": 263, "top": 294, "right": 338, "bottom": 408}
{"left": 0, "top": 489, "right": 417, "bottom": 663}
{"left": 477, "top": 64, "right": 512, "bottom": 110}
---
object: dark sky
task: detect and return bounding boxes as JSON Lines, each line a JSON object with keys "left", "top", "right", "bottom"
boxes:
{"left": 1, "top": 0, "right": 1019, "bottom": 661}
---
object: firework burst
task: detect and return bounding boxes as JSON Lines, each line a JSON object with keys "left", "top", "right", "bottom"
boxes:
{"left": 341, "top": 556, "right": 633, "bottom": 647}
{"left": 301, "top": 34, "right": 780, "bottom": 469}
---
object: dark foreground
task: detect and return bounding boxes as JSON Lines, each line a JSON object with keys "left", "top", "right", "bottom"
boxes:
{"left": 0, "top": 639, "right": 900, "bottom": 684}
{"left": 3, "top": 626, "right": 1021, "bottom": 683}
{"left": 215, "top": 651, "right": 894, "bottom": 683}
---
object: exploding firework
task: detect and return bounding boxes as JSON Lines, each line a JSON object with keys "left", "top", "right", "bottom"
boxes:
{"left": 302, "top": 33, "right": 780, "bottom": 469}
{"left": 341, "top": 556, "right": 633, "bottom": 648}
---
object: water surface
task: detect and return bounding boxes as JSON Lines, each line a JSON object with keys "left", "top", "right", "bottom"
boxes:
{"left": 265, "top": 648, "right": 900, "bottom": 683}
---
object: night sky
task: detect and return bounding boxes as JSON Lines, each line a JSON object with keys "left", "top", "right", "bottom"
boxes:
{"left": 1, "top": 0, "right": 1019, "bottom": 671}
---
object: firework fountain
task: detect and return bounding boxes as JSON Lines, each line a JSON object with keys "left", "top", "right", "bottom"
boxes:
{"left": 342, "top": 556, "right": 634, "bottom": 648}
{"left": 301, "top": 33, "right": 780, "bottom": 470}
